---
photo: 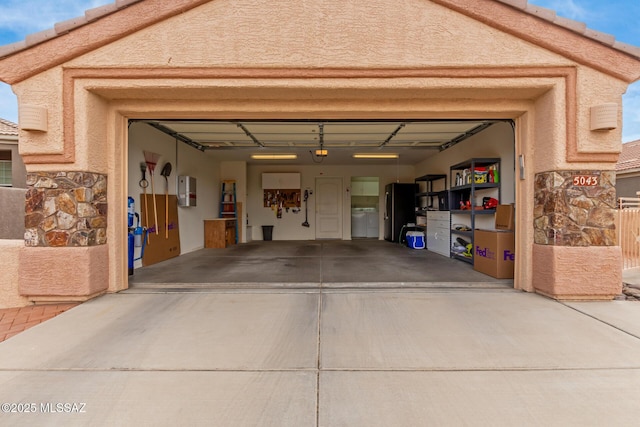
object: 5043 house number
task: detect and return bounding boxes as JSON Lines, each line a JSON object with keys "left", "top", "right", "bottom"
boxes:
{"left": 572, "top": 174, "right": 600, "bottom": 187}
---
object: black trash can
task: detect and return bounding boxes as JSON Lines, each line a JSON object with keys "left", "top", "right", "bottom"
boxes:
{"left": 262, "top": 225, "right": 274, "bottom": 241}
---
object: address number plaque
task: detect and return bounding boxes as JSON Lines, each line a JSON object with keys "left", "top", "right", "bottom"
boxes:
{"left": 571, "top": 174, "right": 600, "bottom": 187}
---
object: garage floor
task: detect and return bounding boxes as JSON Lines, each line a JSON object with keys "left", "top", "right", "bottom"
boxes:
{"left": 128, "top": 239, "right": 513, "bottom": 290}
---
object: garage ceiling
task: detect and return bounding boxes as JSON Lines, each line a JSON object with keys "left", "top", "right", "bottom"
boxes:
{"left": 136, "top": 119, "right": 500, "bottom": 165}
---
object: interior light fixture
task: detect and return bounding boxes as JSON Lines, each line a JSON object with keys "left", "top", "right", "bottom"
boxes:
{"left": 352, "top": 153, "right": 399, "bottom": 159}
{"left": 314, "top": 149, "right": 328, "bottom": 157}
{"left": 251, "top": 154, "right": 297, "bottom": 160}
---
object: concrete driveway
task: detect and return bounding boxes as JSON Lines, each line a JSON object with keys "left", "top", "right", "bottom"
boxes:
{"left": 0, "top": 286, "right": 639, "bottom": 426}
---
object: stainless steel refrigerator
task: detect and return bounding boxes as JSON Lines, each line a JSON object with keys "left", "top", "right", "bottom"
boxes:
{"left": 384, "top": 183, "right": 416, "bottom": 243}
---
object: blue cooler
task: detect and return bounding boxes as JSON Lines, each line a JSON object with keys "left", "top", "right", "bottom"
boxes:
{"left": 406, "top": 231, "right": 425, "bottom": 249}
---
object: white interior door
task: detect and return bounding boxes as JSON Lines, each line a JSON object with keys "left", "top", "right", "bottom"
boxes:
{"left": 316, "top": 177, "right": 343, "bottom": 239}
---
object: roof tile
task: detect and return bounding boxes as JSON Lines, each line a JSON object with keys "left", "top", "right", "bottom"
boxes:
{"left": 0, "top": 41, "right": 27, "bottom": 59}
{"left": 616, "top": 140, "right": 640, "bottom": 172}
{"left": 495, "top": 0, "right": 527, "bottom": 8}
{"left": 85, "top": 3, "right": 119, "bottom": 22}
{"left": 54, "top": 16, "right": 89, "bottom": 35}
{"left": 613, "top": 41, "right": 640, "bottom": 59}
{"left": 25, "top": 28, "right": 58, "bottom": 48}
{"left": 584, "top": 28, "right": 616, "bottom": 46}
{"left": 0, "top": 118, "right": 18, "bottom": 136}
{"left": 116, "top": 0, "right": 142, "bottom": 7}
{"left": 524, "top": 4, "right": 557, "bottom": 22}
{"left": 554, "top": 16, "right": 587, "bottom": 34}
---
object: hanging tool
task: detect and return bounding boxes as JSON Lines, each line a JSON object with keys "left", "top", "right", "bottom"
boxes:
{"left": 139, "top": 162, "right": 150, "bottom": 244}
{"left": 143, "top": 151, "right": 161, "bottom": 235}
{"left": 160, "top": 162, "right": 172, "bottom": 239}
{"left": 302, "top": 189, "right": 311, "bottom": 227}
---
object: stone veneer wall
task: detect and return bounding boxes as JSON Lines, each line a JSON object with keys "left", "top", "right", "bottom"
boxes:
{"left": 534, "top": 171, "right": 616, "bottom": 246}
{"left": 24, "top": 172, "right": 107, "bottom": 247}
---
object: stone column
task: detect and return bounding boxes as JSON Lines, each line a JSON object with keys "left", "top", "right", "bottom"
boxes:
{"left": 532, "top": 170, "right": 622, "bottom": 300}
{"left": 19, "top": 172, "right": 109, "bottom": 302}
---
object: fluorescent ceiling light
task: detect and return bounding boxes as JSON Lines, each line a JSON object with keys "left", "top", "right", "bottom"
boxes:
{"left": 314, "top": 149, "right": 328, "bottom": 157}
{"left": 251, "top": 154, "right": 297, "bottom": 160}
{"left": 352, "top": 153, "right": 399, "bottom": 159}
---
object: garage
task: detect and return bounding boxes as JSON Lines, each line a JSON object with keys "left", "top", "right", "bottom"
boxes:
{"left": 2, "top": 0, "right": 638, "bottom": 302}
{"left": 126, "top": 118, "right": 515, "bottom": 288}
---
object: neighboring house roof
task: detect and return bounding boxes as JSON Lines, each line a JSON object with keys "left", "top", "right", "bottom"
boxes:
{"left": 617, "top": 139, "right": 640, "bottom": 172}
{"left": 0, "top": 118, "right": 18, "bottom": 137}
{"left": 0, "top": 0, "right": 639, "bottom": 84}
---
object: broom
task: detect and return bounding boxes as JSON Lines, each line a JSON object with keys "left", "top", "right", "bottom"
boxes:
{"left": 143, "top": 151, "right": 161, "bottom": 235}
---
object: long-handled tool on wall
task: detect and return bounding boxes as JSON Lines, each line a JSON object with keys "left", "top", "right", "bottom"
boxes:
{"left": 160, "top": 162, "right": 172, "bottom": 239}
{"left": 139, "top": 162, "right": 150, "bottom": 244}
{"left": 143, "top": 151, "right": 161, "bottom": 235}
{"left": 302, "top": 189, "right": 311, "bottom": 227}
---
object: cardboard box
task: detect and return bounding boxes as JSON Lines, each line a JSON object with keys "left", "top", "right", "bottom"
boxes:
{"left": 495, "top": 204, "right": 514, "bottom": 230}
{"left": 473, "top": 229, "right": 515, "bottom": 278}
{"left": 473, "top": 204, "right": 516, "bottom": 279}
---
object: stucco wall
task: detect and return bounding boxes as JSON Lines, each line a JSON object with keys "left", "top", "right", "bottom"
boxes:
{"left": 68, "top": 0, "right": 573, "bottom": 70}
{"left": 0, "top": 240, "right": 29, "bottom": 309}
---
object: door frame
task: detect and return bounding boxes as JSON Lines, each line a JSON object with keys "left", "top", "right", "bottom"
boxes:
{"left": 315, "top": 177, "right": 344, "bottom": 240}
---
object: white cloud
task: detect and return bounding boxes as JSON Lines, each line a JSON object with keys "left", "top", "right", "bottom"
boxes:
{"left": 623, "top": 82, "right": 640, "bottom": 143}
{"left": 534, "top": 0, "right": 592, "bottom": 21}
{"left": 0, "top": 0, "right": 111, "bottom": 36}
{"left": 0, "top": 83, "right": 18, "bottom": 123}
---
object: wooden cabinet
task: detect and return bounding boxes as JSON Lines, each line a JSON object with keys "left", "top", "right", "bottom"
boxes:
{"left": 352, "top": 181, "right": 379, "bottom": 196}
{"left": 204, "top": 219, "right": 237, "bottom": 248}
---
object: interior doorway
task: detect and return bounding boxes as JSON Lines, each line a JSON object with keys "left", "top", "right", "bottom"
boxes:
{"left": 351, "top": 177, "right": 380, "bottom": 239}
{"left": 315, "top": 177, "right": 343, "bottom": 240}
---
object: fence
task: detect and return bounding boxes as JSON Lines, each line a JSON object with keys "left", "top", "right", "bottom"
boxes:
{"left": 618, "top": 196, "right": 640, "bottom": 270}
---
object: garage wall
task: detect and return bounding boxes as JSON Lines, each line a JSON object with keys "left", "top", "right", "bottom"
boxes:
{"left": 247, "top": 164, "right": 416, "bottom": 240}
{"left": 414, "top": 121, "right": 516, "bottom": 202}
{"left": 128, "top": 123, "right": 220, "bottom": 264}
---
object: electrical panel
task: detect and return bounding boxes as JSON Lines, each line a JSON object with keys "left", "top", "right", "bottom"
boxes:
{"left": 177, "top": 176, "right": 196, "bottom": 207}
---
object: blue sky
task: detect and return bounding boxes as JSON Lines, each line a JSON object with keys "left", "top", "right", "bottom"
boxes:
{"left": 0, "top": 0, "right": 639, "bottom": 141}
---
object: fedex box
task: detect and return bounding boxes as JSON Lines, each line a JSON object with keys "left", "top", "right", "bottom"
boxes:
{"left": 473, "top": 230, "right": 515, "bottom": 278}
{"left": 473, "top": 205, "right": 516, "bottom": 279}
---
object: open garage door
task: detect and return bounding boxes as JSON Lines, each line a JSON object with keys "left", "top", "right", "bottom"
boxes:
{"left": 127, "top": 119, "right": 515, "bottom": 289}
